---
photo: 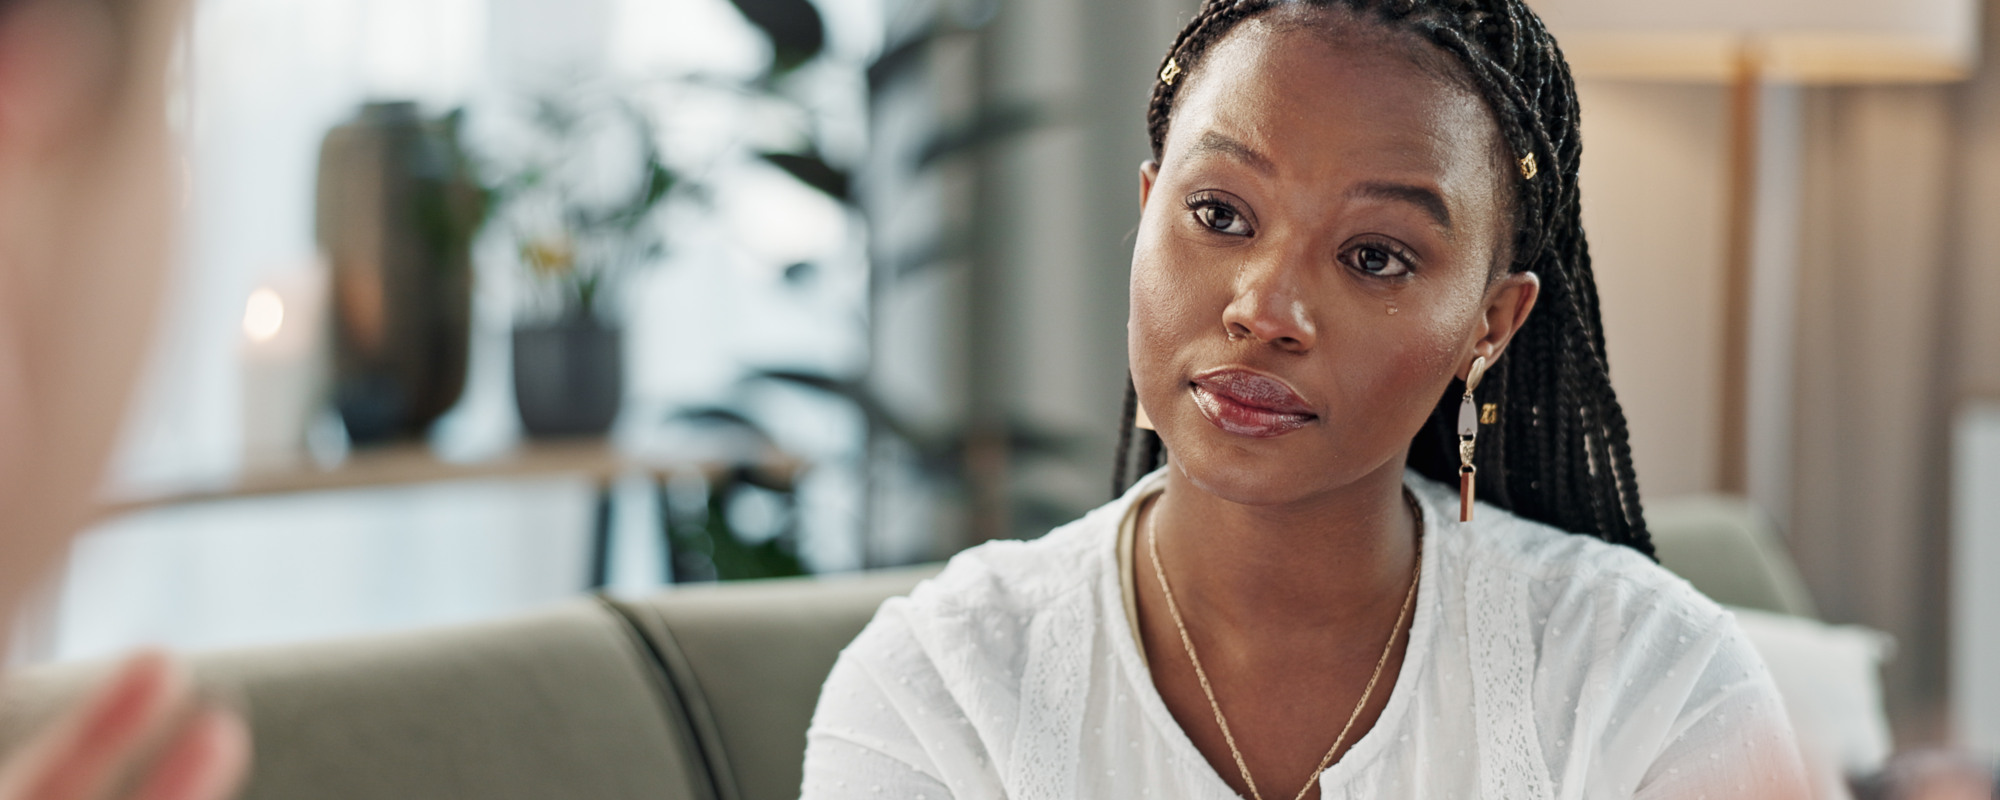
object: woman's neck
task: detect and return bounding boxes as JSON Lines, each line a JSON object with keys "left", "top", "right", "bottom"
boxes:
{"left": 1148, "top": 459, "right": 1420, "bottom": 637}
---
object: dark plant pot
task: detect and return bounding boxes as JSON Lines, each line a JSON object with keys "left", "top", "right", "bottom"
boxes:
{"left": 318, "top": 101, "right": 483, "bottom": 445}
{"left": 513, "top": 321, "right": 624, "bottom": 438}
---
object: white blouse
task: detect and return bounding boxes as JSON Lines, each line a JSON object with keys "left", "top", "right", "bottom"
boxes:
{"left": 802, "top": 468, "right": 1809, "bottom": 799}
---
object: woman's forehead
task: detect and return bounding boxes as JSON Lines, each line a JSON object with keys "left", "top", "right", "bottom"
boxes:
{"left": 1161, "top": 18, "right": 1506, "bottom": 207}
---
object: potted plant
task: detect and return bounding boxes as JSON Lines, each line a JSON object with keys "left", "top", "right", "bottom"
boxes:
{"left": 487, "top": 91, "right": 678, "bottom": 438}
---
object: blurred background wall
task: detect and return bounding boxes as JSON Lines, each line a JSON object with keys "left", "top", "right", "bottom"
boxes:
{"left": 1560, "top": 0, "right": 2000, "bottom": 747}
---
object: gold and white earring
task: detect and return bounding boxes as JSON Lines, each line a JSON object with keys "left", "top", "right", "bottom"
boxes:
{"left": 1134, "top": 402, "right": 1155, "bottom": 431}
{"left": 1457, "top": 356, "right": 1490, "bottom": 522}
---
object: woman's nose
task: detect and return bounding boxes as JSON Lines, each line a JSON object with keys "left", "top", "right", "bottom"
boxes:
{"left": 1220, "top": 254, "right": 1317, "bottom": 352}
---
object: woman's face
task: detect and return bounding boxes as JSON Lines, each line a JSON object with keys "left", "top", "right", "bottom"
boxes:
{"left": 1130, "top": 14, "right": 1538, "bottom": 507}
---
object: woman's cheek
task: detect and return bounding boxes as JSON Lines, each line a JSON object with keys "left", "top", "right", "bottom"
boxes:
{"left": 1127, "top": 247, "right": 1213, "bottom": 409}
{"left": 1128, "top": 267, "right": 1179, "bottom": 385}
{"left": 1408, "top": 312, "right": 1470, "bottom": 377}
{"left": 1374, "top": 299, "right": 1481, "bottom": 428}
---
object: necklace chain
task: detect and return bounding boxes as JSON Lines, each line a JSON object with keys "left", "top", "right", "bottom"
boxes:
{"left": 1144, "top": 489, "right": 1423, "bottom": 800}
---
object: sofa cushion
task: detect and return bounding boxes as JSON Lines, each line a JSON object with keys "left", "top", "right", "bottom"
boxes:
{"left": 610, "top": 566, "right": 938, "bottom": 800}
{"left": 1649, "top": 495, "right": 1820, "bottom": 618}
{"left": 3, "top": 598, "right": 713, "bottom": 800}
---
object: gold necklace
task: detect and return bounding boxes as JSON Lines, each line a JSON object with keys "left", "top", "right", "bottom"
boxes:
{"left": 1145, "top": 490, "right": 1423, "bottom": 800}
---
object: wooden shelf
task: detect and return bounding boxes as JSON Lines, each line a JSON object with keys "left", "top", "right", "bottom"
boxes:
{"left": 102, "top": 438, "right": 803, "bottom": 515}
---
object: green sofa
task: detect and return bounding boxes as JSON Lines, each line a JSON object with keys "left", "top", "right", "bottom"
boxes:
{"left": 0, "top": 566, "right": 936, "bottom": 800}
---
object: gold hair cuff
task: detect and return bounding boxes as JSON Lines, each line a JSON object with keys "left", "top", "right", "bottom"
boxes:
{"left": 1160, "top": 58, "right": 1183, "bottom": 86}
{"left": 1518, "top": 152, "right": 1538, "bottom": 180}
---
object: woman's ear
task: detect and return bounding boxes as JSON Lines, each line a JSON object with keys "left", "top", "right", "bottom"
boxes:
{"left": 1461, "top": 270, "right": 1540, "bottom": 378}
{"left": 1139, "top": 160, "right": 1159, "bottom": 211}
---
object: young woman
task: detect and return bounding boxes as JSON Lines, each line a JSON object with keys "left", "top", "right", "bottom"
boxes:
{"left": 803, "top": 0, "right": 1810, "bottom": 797}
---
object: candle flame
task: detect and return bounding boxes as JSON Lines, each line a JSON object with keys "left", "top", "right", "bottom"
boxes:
{"left": 244, "top": 287, "right": 285, "bottom": 343}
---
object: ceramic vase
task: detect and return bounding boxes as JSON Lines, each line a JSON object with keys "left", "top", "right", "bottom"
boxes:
{"left": 316, "top": 101, "right": 483, "bottom": 445}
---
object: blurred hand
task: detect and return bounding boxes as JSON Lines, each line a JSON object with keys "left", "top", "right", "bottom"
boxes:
{"left": 0, "top": 652, "right": 248, "bottom": 800}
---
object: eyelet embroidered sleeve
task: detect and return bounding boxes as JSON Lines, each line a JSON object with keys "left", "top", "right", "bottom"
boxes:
{"left": 802, "top": 598, "right": 1005, "bottom": 800}
{"left": 1499, "top": 515, "right": 1814, "bottom": 800}
{"left": 1631, "top": 616, "right": 1812, "bottom": 800}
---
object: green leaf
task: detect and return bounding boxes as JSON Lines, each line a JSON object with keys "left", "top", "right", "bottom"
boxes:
{"left": 760, "top": 151, "right": 849, "bottom": 201}
{"left": 664, "top": 405, "right": 778, "bottom": 447}
{"left": 745, "top": 369, "right": 929, "bottom": 449}
{"left": 726, "top": 0, "right": 825, "bottom": 76}
{"left": 643, "top": 161, "right": 675, "bottom": 207}
{"left": 867, "top": 28, "right": 935, "bottom": 92}
{"left": 668, "top": 473, "right": 807, "bottom": 581}
{"left": 751, "top": 368, "right": 849, "bottom": 398}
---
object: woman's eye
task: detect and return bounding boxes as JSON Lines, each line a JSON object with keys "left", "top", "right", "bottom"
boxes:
{"left": 1350, "top": 244, "right": 1411, "bottom": 277}
{"left": 1194, "top": 203, "right": 1252, "bottom": 236}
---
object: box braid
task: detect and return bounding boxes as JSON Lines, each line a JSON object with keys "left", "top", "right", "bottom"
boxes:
{"left": 1110, "top": 0, "right": 1651, "bottom": 555}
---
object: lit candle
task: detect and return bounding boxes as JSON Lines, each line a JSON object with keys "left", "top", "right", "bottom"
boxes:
{"left": 240, "top": 262, "right": 331, "bottom": 470}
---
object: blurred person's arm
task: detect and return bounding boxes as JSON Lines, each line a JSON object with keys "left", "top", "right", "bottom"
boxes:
{"left": 0, "top": 653, "right": 248, "bottom": 800}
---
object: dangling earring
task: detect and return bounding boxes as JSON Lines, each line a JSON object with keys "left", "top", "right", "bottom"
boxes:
{"left": 1134, "top": 402, "right": 1155, "bottom": 431}
{"left": 1457, "top": 356, "right": 1490, "bottom": 522}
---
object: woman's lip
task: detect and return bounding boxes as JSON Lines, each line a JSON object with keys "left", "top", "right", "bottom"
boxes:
{"left": 1188, "top": 368, "right": 1316, "bottom": 438}
{"left": 1190, "top": 368, "right": 1315, "bottom": 414}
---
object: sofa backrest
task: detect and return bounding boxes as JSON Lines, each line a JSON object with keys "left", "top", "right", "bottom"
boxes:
{"left": 0, "top": 566, "right": 937, "bottom": 800}
{"left": 6, "top": 600, "right": 715, "bottom": 800}
{"left": 1648, "top": 495, "right": 1819, "bottom": 619}
{"left": 609, "top": 566, "right": 938, "bottom": 800}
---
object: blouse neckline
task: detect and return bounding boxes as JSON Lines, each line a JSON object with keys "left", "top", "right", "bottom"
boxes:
{"left": 1099, "top": 468, "right": 1445, "bottom": 795}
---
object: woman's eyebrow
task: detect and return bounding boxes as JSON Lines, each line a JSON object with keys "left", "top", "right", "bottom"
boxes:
{"left": 1349, "top": 181, "right": 1453, "bottom": 231}
{"left": 1189, "top": 130, "right": 1453, "bottom": 231}
{"left": 1191, "top": 130, "right": 1276, "bottom": 175}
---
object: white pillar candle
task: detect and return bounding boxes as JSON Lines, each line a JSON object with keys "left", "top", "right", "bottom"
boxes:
{"left": 240, "top": 260, "right": 331, "bottom": 470}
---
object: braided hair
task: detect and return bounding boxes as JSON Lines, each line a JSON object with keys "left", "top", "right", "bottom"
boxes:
{"left": 1111, "top": 0, "right": 1651, "bottom": 555}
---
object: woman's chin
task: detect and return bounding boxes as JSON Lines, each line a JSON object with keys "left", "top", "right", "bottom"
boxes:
{"left": 1166, "top": 439, "right": 1360, "bottom": 508}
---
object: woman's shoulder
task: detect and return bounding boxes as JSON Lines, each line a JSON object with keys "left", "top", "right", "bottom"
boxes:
{"left": 907, "top": 495, "right": 1122, "bottom": 616}
{"left": 837, "top": 484, "right": 1132, "bottom": 666}
{"left": 815, "top": 487, "right": 1134, "bottom": 757}
{"left": 1410, "top": 471, "right": 1725, "bottom": 630}
{"left": 807, "top": 486, "right": 1151, "bottom": 795}
{"left": 1407, "top": 474, "right": 1806, "bottom": 793}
